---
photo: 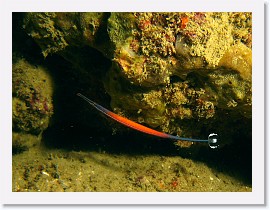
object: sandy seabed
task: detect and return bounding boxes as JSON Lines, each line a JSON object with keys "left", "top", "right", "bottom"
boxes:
{"left": 12, "top": 134, "right": 251, "bottom": 192}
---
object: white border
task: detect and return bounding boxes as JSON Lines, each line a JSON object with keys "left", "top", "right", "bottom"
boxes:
{"left": 0, "top": 0, "right": 265, "bottom": 205}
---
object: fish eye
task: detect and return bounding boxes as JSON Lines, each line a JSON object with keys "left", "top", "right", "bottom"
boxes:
{"left": 208, "top": 133, "right": 219, "bottom": 149}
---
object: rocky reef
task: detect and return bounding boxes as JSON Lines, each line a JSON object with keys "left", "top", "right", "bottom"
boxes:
{"left": 12, "top": 59, "right": 54, "bottom": 134}
{"left": 13, "top": 12, "right": 252, "bottom": 149}
{"left": 105, "top": 12, "right": 252, "bottom": 147}
{"left": 12, "top": 58, "right": 54, "bottom": 150}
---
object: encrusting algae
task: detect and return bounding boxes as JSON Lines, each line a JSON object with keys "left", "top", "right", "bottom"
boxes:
{"left": 23, "top": 12, "right": 108, "bottom": 57}
{"left": 105, "top": 12, "right": 252, "bottom": 146}
{"left": 12, "top": 59, "right": 54, "bottom": 134}
{"left": 12, "top": 12, "right": 252, "bottom": 192}
{"left": 12, "top": 58, "right": 54, "bottom": 151}
{"left": 17, "top": 12, "right": 252, "bottom": 147}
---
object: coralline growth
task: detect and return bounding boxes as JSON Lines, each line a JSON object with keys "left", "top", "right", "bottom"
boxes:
{"left": 16, "top": 12, "right": 252, "bottom": 148}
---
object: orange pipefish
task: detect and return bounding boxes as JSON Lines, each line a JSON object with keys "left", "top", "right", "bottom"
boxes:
{"left": 77, "top": 93, "right": 219, "bottom": 149}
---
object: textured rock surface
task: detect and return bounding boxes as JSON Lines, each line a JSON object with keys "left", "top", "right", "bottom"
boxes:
{"left": 12, "top": 12, "right": 252, "bottom": 192}
{"left": 12, "top": 59, "right": 54, "bottom": 134}
{"left": 19, "top": 12, "right": 252, "bottom": 147}
{"left": 23, "top": 12, "right": 110, "bottom": 57}
{"left": 105, "top": 12, "right": 252, "bottom": 146}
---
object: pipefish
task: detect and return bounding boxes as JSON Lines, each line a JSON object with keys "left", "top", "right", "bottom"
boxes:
{"left": 77, "top": 93, "right": 219, "bottom": 149}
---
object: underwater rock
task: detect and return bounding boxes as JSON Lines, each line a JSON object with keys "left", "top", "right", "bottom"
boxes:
{"left": 19, "top": 12, "right": 252, "bottom": 147}
{"left": 218, "top": 43, "right": 252, "bottom": 81}
{"left": 108, "top": 12, "right": 252, "bottom": 87}
{"left": 105, "top": 12, "right": 252, "bottom": 146}
{"left": 108, "top": 13, "right": 178, "bottom": 86}
{"left": 175, "top": 13, "right": 234, "bottom": 68}
{"left": 12, "top": 59, "right": 54, "bottom": 135}
{"left": 12, "top": 132, "right": 41, "bottom": 154}
{"left": 23, "top": 12, "right": 109, "bottom": 57}
{"left": 203, "top": 68, "right": 252, "bottom": 118}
